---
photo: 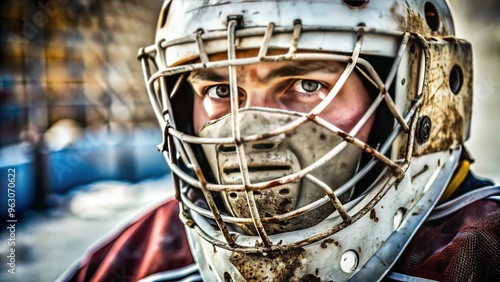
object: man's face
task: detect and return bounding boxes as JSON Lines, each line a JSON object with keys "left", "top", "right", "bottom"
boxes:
{"left": 189, "top": 52, "right": 374, "bottom": 142}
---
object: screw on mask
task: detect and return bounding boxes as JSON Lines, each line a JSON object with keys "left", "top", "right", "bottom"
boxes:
{"left": 198, "top": 108, "right": 362, "bottom": 234}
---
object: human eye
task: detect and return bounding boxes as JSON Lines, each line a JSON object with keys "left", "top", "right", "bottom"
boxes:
{"left": 289, "top": 79, "right": 328, "bottom": 99}
{"left": 204, "top": 84, "right": 231, "bottom": 99}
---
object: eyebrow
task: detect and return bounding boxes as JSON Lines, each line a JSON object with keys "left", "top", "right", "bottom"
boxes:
{"left": 189, "top": 61, "right": 342, "bottom": 84}
{"left": 264, "top": 62, "right": 341, "bottom": 83}
{"left": 189, "top": 70, "right": 227, "bottom": 83}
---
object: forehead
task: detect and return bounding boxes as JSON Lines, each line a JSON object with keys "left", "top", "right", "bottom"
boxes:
{"left": 188, "top": 50, "right": 343, "bottom": 83}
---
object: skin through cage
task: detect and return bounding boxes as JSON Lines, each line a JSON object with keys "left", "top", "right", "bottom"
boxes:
{"left": 137, "top": 19, "right": 431, "bottom": 253}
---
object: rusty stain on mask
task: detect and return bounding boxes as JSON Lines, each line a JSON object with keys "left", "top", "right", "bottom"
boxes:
{"left": 415, "top": 38, "right": 473, "bottom": 155}
{"left": 391, "top": 1, "right": 452, "bottom": 37}
{"left": 320, "top": 238, "right": 340, "bottom": 249}
{"left": 405, "top": 7, "right": 428, "bottom": 36}
{"left": 230, "top": 248, "right": 308, "bottom": 281}
{"left": 369, "top": 208, "right": 379, "bottom": 222}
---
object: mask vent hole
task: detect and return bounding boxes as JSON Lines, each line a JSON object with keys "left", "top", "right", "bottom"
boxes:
{"left": 250, "top": 166, "right": 290, "bottom": 172}
{"left": 342, "top": 0, "right": 369, "bottom": 9}
{"left": 229, "top": 192, "right": 238, "bottom": 199}
{"left": 253, "top": 191, "right": 261, "bottom": 196}
{"left": 224, "top": 272, "right": 233, "bottom": 282}
{"left": 253, "top": 143, "right": 275, "bottom": 151}
{"left": 449, "top": 65, "right": 463, "bottom": 94}
{"left": 158, "top": 1, "right": 172, "bottom": 28}
{"left": 424, "top": 2, "right": 440, "bottom": 31}
{"left": 219, "top": 145, "right": 237, "bottom": 153}
{"left": 393, "top": 208, "right": 407, "bottom": 229}
{"left": 409, "top": 44, "right": 416, "bottom": 54}
{"left": 224, "top": 166, "right": 291, "bottom": 175}
{"left": 279, "top": 188, "right": 290, "bottom": 195}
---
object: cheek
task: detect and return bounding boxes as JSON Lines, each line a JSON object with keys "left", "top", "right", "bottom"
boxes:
{"left": 319, "top": 103, "right": 374, "bottom": 143}
{"left": 357, "top": 114, "right": 375, "bottom": 143}
{"left": 319, "top": 104, "right": 360, "bottom": 131}
{"left": 319, "top": 79, "right": 374, "bottom": 142}
{"left": 193, "top": 95, "right": 209, "bottom": 134}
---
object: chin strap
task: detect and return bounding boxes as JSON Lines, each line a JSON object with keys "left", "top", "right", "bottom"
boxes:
{"left": 438, "top": 159, "right": 471, "bottom": 203}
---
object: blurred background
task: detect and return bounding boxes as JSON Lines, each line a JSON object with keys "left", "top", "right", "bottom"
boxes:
{"left": 0, "top": 0, "right": 169, "bottom": 281}
{"left": 0, "top": 0, "right": 498, "bottom": 281}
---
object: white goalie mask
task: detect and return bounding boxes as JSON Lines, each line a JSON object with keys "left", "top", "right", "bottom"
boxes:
{"left": 138, "top": 0, "right": 473, "bottom": 281}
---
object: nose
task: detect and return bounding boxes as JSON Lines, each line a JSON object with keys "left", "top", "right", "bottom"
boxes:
{"left": 242, "top": 90, "right": 284, "bottom": 110}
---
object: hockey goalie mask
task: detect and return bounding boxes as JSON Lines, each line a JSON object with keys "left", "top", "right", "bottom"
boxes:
{"left": 138, "top": 0, "right": 473, "bottom": 281}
